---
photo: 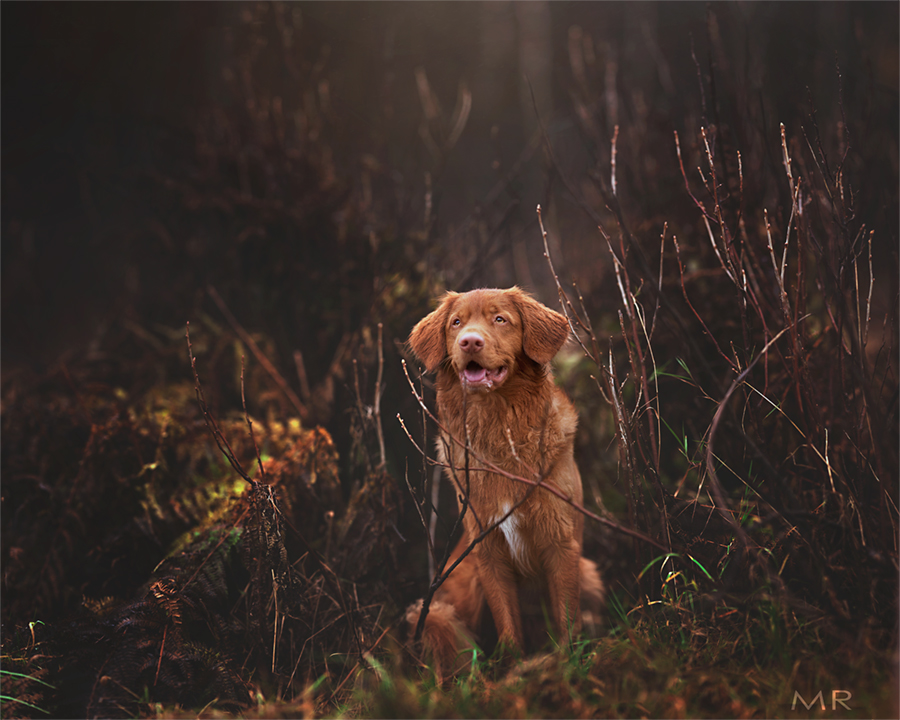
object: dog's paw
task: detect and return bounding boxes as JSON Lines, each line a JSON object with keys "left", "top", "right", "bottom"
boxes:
{"left": 404, "top": 599, "right": 479, "bottom": 683}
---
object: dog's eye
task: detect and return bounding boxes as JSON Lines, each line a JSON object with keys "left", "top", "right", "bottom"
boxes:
{"left": 495, "top": 315, "right": 505, "bottom": 323}
{"left": 452, "top": 318, "right": 461, "bottom": 327}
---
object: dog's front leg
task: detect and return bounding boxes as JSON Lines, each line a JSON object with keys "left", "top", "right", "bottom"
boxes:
{"left": 476, "top": 545, "right": 524, "bottom": 651}
{"left": 545, "top": 540, "right": 583, "bottom": 643}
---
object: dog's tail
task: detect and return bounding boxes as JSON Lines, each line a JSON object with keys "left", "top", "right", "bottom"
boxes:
{"left": 579, "top": 557, "right": 605, "bottom": 635}
{"left": 405, "top": 599, "right": 478, "bottom": 683}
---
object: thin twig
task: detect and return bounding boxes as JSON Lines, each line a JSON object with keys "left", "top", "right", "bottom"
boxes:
{"left": 153, "top": 623, "right": 168, "bottom": 687}
{"left": 207, "top": 284, "right": 308, "bottom": 421}
{"left": 611, "top": 124, "right": 619, "bottom": 197}
{"left": 374, "top": 323, "right": 387, "bottom": 470}
{"left": 293, "top": 349, "right": 312, "bottom": 404}
{"left": 428, "top": 465, "right": 441, "bottom": 581}
{"left": 675, "top": 130, "right": 717, "bottom": 224}
{"left": 705, "top": 319, "right": 808, "bottom": 562}
{"left": 649, "top": 222, "right": 667, "bottom": 339}
{"left": 700, "top": 126, "right": 737, "bottom": 285}
{"left": 241, "top": 356, "right": 268, "bottom": 483}
{"left": 538, "top": 204, "right": 598, "bottom": 362}
{"left": 328, "top": 619, "right": 398, "bottom": 702}
{"left": 672, "top": 236, "right": 737, "bottom": 371}
{"left": 186, "top": 322, "right": 254, "bottom": 485}
{"left": 402, "top": 461, "right": 438, "bottom": 572}
{"left": 864, "top": 230, "right": 874, "bottom": 348}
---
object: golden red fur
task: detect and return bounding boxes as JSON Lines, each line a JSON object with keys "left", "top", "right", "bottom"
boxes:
{"left": 406, "top": 287, "right": 603, "bottom": 678}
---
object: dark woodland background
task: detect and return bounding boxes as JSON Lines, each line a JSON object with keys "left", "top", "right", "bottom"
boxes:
{"left": 2, "top": 2, "right": 898, "bottom": 718}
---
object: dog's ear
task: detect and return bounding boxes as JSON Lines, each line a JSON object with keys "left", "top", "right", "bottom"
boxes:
{"left": 409, "top": 292, "right": 458, "bottom": 373}
{"left": 512, "top": 289, "right": 570, "bottom": 364}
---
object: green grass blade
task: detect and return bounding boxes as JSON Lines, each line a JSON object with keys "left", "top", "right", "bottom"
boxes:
{"left": 0, "top": 694, "right": 51, "bottom": 714}
{"left": 637, "top": 552, "right": 681, "bottom": 581}
{"left": 0, "top": 670, "right": 55, "bottom": 689}
{"left": 686, "top": 553, "right": 714, "bottom": 581}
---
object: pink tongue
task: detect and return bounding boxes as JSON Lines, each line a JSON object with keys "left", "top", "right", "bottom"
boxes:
{"left": 464, "top": 365, "right": 487, "bottom": 383}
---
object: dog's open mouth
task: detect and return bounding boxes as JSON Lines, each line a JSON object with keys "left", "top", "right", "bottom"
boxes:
{"left": 461, "top": 361, "right": 508, "bottom": 390}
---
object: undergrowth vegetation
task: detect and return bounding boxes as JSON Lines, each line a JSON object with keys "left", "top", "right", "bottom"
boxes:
{"left": 2, "top": 2, "right": 897, "bottom": 718}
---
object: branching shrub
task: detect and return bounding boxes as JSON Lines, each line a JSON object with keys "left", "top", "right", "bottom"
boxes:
{"left": 540, "top": 7, "right": 898, "bottom": 646}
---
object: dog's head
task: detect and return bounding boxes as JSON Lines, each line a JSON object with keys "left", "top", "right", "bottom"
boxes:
{"left": 408, "top": 287, "right": 570, "bottom": 392}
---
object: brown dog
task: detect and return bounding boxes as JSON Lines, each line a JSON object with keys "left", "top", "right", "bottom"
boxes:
{"left": 406, "top": 287, "right": 602, "bottom": 677}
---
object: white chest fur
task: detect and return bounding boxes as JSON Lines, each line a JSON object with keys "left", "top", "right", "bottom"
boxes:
{"left": 495, "top": 502, "right": 530, "bottom": 573}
